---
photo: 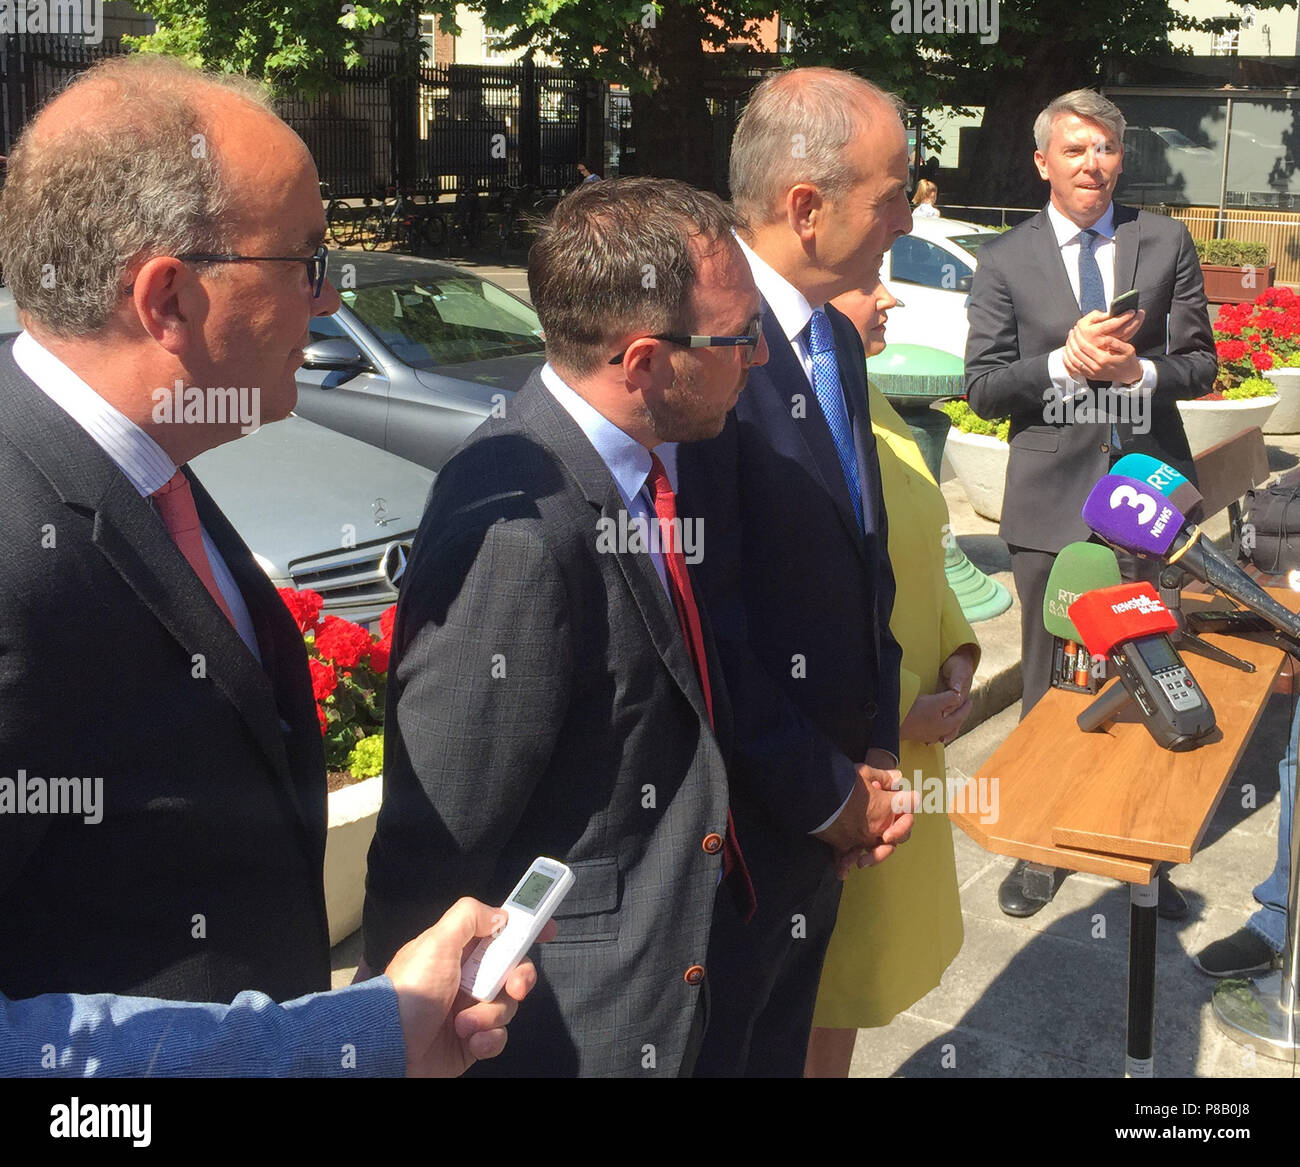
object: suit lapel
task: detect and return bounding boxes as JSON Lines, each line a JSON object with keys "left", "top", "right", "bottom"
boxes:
{"left": 1031, "top": 210, "right": 1087, "bottom": 322}
{"left": 0, "top": 345, "right": 305, "bottom": 813}
{"left": 759, "top": 305, "right": 868, "bottom": 564}
{"left": 1112, "top": 203, "right": 1140, "bottom": 296}
{"left": 510, "top": 376, "right": 717, "bottom": 732}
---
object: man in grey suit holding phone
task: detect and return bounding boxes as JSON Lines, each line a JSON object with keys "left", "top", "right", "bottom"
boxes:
{"left": 363, "top": 178, "right": 766, "bottom": 1076}
{"left": 965, "top": 89, "right": 1216, "bottom": 916}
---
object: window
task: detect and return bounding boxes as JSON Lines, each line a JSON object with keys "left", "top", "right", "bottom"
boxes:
{"left": 889, "top": 236, "right": 973, "bottom": 291}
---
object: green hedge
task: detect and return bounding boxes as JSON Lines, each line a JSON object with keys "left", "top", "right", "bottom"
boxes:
{"left": 1195, "top": 238, "right": 1270, "bottom": 267}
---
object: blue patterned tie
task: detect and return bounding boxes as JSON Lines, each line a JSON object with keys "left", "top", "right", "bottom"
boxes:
{"left": 808, "top": 308, "right": 865, "bottom": 531}
{"left": 1077, "top": 229, "right": 1106, "bottom": 314}
{"left": 1077, "top": 229, "right": 1122, "bottom": 449}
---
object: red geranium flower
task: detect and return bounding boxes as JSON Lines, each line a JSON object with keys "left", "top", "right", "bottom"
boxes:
{"left": 316, "top": 704, "right": 328, "bottom": 735}
{"left": 308, "top": 657, "right": 337, "bottom": 701}
{"left": 1252, "top": 349, "right": 1275, "bottom": 371}
{"left": 314, "top": 615, "right": 374, "bottom": 669}
{"left": 379, "top": 605, "right": 397, "bottom": 640}
{"left": 279, "top": 587, "right": 324, "bottom": 634}
{"left": 369, "top": 636, "right": 391, "bottom": 675}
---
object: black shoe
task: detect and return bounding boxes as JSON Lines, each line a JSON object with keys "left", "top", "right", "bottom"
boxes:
{"left": 998, "top": 859, "right": 1064, "bottom": 918}
{"left": 1193, "top": 929, "right": 1280, "bottom": 977}
{"left": 1156, "top": 873, "right": 1188, "bottom": 921}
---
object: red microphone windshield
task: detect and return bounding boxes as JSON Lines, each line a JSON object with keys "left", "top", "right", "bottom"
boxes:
{"left": 1067, "top": 583, "right": 1179, "bottom": 658}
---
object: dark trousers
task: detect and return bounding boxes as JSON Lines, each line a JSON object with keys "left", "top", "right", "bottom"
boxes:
{"left": 693, "top": 821, "right": 843, "bottom": 1077}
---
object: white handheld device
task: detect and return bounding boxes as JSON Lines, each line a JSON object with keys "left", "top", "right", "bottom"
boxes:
{"left": 459, "top": 856, "right": 574, "bottom": 1002}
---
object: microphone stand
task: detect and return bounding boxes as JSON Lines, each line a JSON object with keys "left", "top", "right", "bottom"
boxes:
{"left": 1157, "top": 566, "right": 1256, "bottom": 673}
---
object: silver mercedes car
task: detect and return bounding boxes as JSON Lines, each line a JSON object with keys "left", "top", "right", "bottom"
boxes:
{"left": 0, "top": 289, "right": 435, "bottom": 627}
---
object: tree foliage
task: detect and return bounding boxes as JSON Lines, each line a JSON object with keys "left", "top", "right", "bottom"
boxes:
{"left": 132, "top": 0, "right": 1276, "bottom": 197}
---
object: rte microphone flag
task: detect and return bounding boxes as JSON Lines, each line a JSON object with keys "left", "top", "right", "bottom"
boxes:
{"left": 1110, "top": 452, "right": 1204, "bottom": 518}
{"left": 1068, "top": 583, "right": 1179, "bottom": 659}
{"left": 1042, "top": 543, "right": 1123, "bottom": 693}
{"left": 1083, "top": 472, "right": 1300, "bottom": 644}
{"left": 1042, "top": 543, "right": 1123, "bottom": 641}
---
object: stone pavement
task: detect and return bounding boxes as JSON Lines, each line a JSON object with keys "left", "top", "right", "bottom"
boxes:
{"left": 331, "top": 250, "right": 1297, "bottom": 1078}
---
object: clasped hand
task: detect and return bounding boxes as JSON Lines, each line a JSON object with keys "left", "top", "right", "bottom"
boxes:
{"left": 1062, "top": 308, "right": 1145, "bottom": 385}
{"left": 814, "top": 752, "right": 918, "bottom": 879}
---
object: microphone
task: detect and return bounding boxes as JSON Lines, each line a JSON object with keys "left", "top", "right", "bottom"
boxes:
{"left": 1068, "top": 582, "right": 1216, "bottom": 750}
{"left": 1110, "top": 452, "right": 1204, "bottom": 518}
{"left": 1082, "top": 473, "right": 1300, "bottom": 643}
{"left": 1042, "top": 543, "right": 1122, "bottom": 691}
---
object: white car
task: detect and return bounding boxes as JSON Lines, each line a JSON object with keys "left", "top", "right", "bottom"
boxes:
{"left": 879, "top": 216, "right": 998, "bottom": 358}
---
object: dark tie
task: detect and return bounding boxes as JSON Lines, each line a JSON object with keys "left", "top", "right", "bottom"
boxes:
{"left": 1078, "top": 229, "right": 1122, "bottom": 447}
{"left": 1077, "top": 228, "right": 1107, "bottom": 315}
{"left": 647, "top": 452, "right": 756, "bottom": 922}
{"left": 152, "top": 471, "right": 236, "bottom": 626}
{"left": 808, "top": 309, "right": 865, "bottom": 531}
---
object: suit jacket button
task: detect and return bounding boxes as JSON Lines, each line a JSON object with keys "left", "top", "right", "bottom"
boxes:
{"left": 863, "top": 701, "right": 877, "bottom": 721}
{"left": 702, "top": 832, "right": 723, "bottom": 854}
{"left": 684, "top": 965, "right": 705, "bottom": 985}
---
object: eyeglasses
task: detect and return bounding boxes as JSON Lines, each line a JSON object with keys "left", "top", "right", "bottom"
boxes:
{"left": 175, "top": 244, "right": 330, "bottom": 298}
{"left": 607, "top": 322, "right": 762, "bottom": 366}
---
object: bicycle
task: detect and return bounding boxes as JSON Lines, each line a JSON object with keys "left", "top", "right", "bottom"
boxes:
{"left": 445, "top": 179, "right": 488, "bottom": 253}
{"left": 322, "top": 182, "right": 372, "bottom": 248}
{"left": 360, "top": 186, "right": 446, "bottom": 254}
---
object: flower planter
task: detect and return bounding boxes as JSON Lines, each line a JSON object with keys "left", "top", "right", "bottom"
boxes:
{"left": 943, "top": 427, "right": 1009, "bottom": 522}
{"left": 324, "top": 774, "right": 383, "bottom": 946}
{"left": 1201, "top": 263, "right": 1275, "bottom": 305}
{"left": 1176, "top": 396, "right": 1279, "bottom": 456}
{"left": 1262, "top": 368, "right": 1300, "bottom": 434}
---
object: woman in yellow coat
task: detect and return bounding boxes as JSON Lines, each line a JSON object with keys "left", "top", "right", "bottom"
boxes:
{"left": 805, "top": 280, "right": 980, "bottom": 1077}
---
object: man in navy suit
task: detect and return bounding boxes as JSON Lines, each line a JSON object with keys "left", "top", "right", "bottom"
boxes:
{"left": 678, "top": 67, "right": 921, "bottom": 1076}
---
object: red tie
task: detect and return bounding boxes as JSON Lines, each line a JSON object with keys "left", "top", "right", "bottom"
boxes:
{"left": 151, "top": 471, "right": 237, "bottom": 627}
{"left": 647, "top": 452, "right": 755, "bottom": 922}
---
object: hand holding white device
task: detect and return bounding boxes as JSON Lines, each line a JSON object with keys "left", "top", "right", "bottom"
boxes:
{"left": 460, "top": 857, "right": 574, "bottom": 1002}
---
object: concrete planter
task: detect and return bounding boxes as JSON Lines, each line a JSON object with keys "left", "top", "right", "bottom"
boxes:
{"left": 1176, "top": 396, "right": 1279, "bottom": 456}
{"left": 324, "top": 774, "right": 383, "bottom": 946}
{"left": 1262, "top": 368, "right": 1300, "bottom": 434}
{"left": 944, "top": 427, "right": 1009, "bottom": 522}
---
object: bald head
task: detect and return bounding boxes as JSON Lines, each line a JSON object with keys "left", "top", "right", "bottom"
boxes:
{"left": 729, "top": 67, "right": 903, "bottom": 228}
{"left": 0, "top": 54, "right": 301, "bottom": 338}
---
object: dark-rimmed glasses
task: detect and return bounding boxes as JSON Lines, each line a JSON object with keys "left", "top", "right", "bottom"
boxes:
{"left": 174, "top": 244, "right": 330, "bottom": 298}
{"left": 607, "top": 324, "right": 762, "bottom": 366}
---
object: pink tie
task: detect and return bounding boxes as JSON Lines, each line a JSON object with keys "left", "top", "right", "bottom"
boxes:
{"left": 151, "top": 471, "right": 236, "bottom": 627}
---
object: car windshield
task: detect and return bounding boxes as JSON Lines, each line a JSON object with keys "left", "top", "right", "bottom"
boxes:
{"left": 340, "top": 276, "right": 545, "bottom": 370}
{"left": 947, "top": 233, "right": 992, "bottom": 258}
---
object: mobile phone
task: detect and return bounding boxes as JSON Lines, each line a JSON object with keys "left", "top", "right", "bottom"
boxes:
{"left": 459, "top": 856, "right": 574, "bottom": 1002}
{"left": 1109, "top": 288, "right": 1140, "bottom": 317}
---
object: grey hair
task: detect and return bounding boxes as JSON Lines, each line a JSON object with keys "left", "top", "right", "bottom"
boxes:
{"left": 0, "top": 55, "right": 274, "bottom": 337}
{"left": 1033, "top": 89, "right": 1126, "bottom": 153}
{"left": 729, "top": 67, "right": 902, "bottom": 228}
{"left": 528, "top": 176, "right": 740, "bottom": 378}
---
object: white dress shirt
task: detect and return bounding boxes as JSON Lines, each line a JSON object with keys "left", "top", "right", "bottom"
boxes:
{"left": 1044, "top": 201, "right": 1157, "bottom": 399}
{"left": 12, "top": 330, "right": 261, "bottom": 657}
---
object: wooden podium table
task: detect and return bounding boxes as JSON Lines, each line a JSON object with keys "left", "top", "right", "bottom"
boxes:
{"left": 950, "top": 590, "right": 1300, "bottom": 1076}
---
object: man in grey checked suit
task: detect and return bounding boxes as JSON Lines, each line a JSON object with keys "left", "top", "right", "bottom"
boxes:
{"left": 362, "top": 178, "right": 768, "bottom": 1076}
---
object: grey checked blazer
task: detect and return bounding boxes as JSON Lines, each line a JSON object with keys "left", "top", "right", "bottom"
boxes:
{"left": 362, "top": 370, "right": 733, "bottom": 1077}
